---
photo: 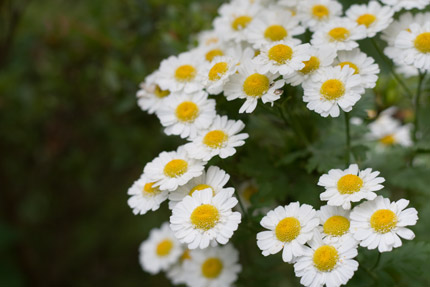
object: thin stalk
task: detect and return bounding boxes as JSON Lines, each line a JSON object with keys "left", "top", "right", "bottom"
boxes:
{"left": 234, "top": 188, "right": 248, "bottom": 219}
{"left": 344, "top": 112, "right": 351, "bottom": 166}
{"left": 372, "top": 252, "right": 382, "bottom": 270}
{"left": 277, "top": 105, "right": 310, "bottom": 147}
{"left": 413, "top": 71, "right": 427, "bottom": 142}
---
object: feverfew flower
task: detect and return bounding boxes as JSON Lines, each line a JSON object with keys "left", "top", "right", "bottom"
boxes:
{"left": 185, "top": 115, "right": 249, "bottom": 161}
{"left": 139, "top": 223, "right": 183, "bottom": 274}
{"left": 297, "top": 0, "right": 343, "bottom": 32}
{"left": 318, "top": 205, "right": 357, "bottom": 244}
{"left": 144, "top": 146, "right": 206, "bottom": 191}
{"left": 170, "top": 189, "right": 241, "bottom": 249}
{"left": 166, "top": 249, "right": 192, "bottom": 285}
{"left": 318, "top": 164, "right": 385, "bottom": 210}
{"left": 202, "top": 56, "right": 239, "bottom": 95}
{"left": 257, "top": 203, "right": 319, "bottom": 263}
{"left": 224, "top": 60, "right": 285, "bottom": 113}
{"left": 302, "top": 66, "right": 364, "bottom": 117}
{"left": 380, "top": 0, "right": 430, "bottom": 11}
{"left": 137, "top": 72, "right": 171, "bottom": 114}
{"left": 156, "top": 91, "right": 216, "bottom": 139}
{"left": 350, "top": 196, "right": 418, "bottom": 252}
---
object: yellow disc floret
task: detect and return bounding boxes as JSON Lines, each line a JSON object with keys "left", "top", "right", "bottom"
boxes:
{"left": 154, "top": 85, "right": 170, "bottom": 98}
{"left": 275, "top": 217, "right": 301, "bottom": 242}
{"left": 232, "top": 16, "right": 253, "bottom": 31}
{"left": 243, "top": 185, "right": 258, "bottom": 202}
{"left": 268, "top": 44, "right": 293, "bottom": 64}
{"left": 370, "top": 209, "right": 397, "bottom": 233}
{"left": 329, "top": 27, "right": 350, "bottom": 42}
{"left": 323, "top": 215, "right": 350, "bottom": 236}
{"left": 180, "top": 249, "right": 191, "bottom": 262}
{"left": 243, "top": 73, "right": 270, "bottom": 97}
{"left": 337, "top": 174, "right": 363, "bottom": 194}
{"left": 338, "top": 61, "right": 360, "bottom": 74}
{"left": 206, "top": 49, "right": 224, "bottom": 62}
{"left": 175, "top": 65, "right": 197, "bottom": 82}
{"left": 143, "top": 182, "right": 160, "bottom": 195}
{"left": 414, "top": 32, "right": 430, "bottom": 53}
{"left": 313, "top": 245, "right": 339, "bottom": 272}
{"left": 312, "top": 5, "right": 330, "bottom": 19}
{"left": 264, "top": 25, "right": 288, "bottom": 42}
{"left": 175, "top": 101, "right": 199, "bottom": 122}
{"left": 379, "top": 134, "right": 396, "bottom": 146}
{"left": 156, "top": 239, "right": 173, "bottom": 256}
{"left": 164, "top": 159, "right": 188, "bottom": 178}
{"left": 189, "top": 184, "right": 214, "bottom": 196}
{"left": 300, "top": 56, "right": 320, "bottom": 74}
{"left": 356, "top": 14, "right": 377, "bottom": 27}
{"left": 320, "top": 79, "right": 345, "bottom": 100}
{"left": 203, "top": 130, "right": 228, "bottom": 148}
{"left": 190, "top": 204, "right": 220, "bottom": 231}
{"left": 202, "top": 257, "right": 223, "bottom": 278}
{"left": 208, "top": 62, "right": 229, "bottom": 81}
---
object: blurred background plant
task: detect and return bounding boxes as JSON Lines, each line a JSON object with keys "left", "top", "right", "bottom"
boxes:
{"left": 1, "top": 0, "right": 430, "bottom": 286}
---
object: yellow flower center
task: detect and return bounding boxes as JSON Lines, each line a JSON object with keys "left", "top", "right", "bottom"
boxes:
{"left": 379, "top": 134, "right": 396, "bottom": 145}
{"left": 264, "top": 25, "right": 288, "bottom": 42}
{"left": 243, "top": 185, "right": 258, "bottom": 202}
{"left": 243, "top": 73, "right": 270, "bottom": 97}
{"left": 328, "top": 27, "right": 350, "bottom": 42}
{"left": 175, "top": 101, "right": 199, "bottom": 122}
{"left": 203, "top": 130, "right": 228, "bottom": 148}
{"left": 312, "top": 5, "right": 330, "bottom": 20}
{"left": 300, "top": 56, "right": 320, "bottom": 74}
{"left": 268, "top": 44, "right": 293, "bottom": 64}
{"left": 356, "top": 14, "right": 377, "bottom": 27}
{"left": 208, "top": 62, "right": 229, "bottom": 81}
{"left": 414, "top": 32, "right": 430, "bottom": 53}
{"left": 156, "top": 239, "right": 173, "bottom": 256}
{"left": 232, "top": 16, "right": 253, "bottom": 31}
{"left": 205, "top": 37, "right": 219, "bottom": 46}
{"left": 337, "top": 174, "right": 363, "bottom": 194}
{"left": 320, "top": 79, "right": 345, "bottom": 100}
{"left": 313, "top": 245, "right": 339, "bottom": 272}
{"left": 370, "top": 209, "right": 397, "bottom": 233}
{"left": 175, "top": 65, "right": 197, "bottom": 82}
{"left": 164, "top": 159, "right": 188, "bottom": 178}
{"left": 189, "top": 184, "right": 215, "bottom": 196}
{"left": 154, "top": 85, "right": 170, "bottom": 98}
{"left": 180, "top": 249, "right": 191, "bottom": 262}
{"left": 323, "top": 215, "right": 350, "bottom": 236}
{"left": 190, "top": 204, "right": 220, "bottom": 231}
{"left": 338, "top": 61, "right": 360, "bottom": 74}
{"left": 142, "top": 182, "right": 160, "bottom": 195}
{"left": 275, "top": 217, "right": 301, "bottom": 242}
{"left": 201, "top": 257, "right": 223, "bottom": 278}
{"left": 205, "top": 49, "right": 224, "bottom": 62}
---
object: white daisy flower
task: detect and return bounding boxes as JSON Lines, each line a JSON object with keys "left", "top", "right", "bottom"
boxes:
{"left": 297, "top": 0, "right": 343, "bottom": 32}
{"left": 170, "top": 189, "right": 241, "bottom": 249}
{"left": 284, "top": 46, "right": 337, "bottom": 86}
{"left": 395, "top": 21, "right": 430, "bottom": 71}
{"left": 257, "top": 202, "right": 319, "bottom": 263}
{"left": 156, "top": 51, "right": 205, "bottom": 93}
{"left": 350, "top": 196, "right": 418, "bottom": 252}
{"left": 139, "top": 223, "right": 183, "bottom": 274}
{"left": 380, "top": 0, "right": 430, "bottom": 11}
{"left": 166, "top": 248, "right": 192, "bottom": 285}
{"left": 156, "top": 91, "right": 216, "bottom": 139}
{"left": 245, "top": 8, "right": 305, "bottom": 48}
{"left": 144, "top": 146, "right": 206, "bottom": 191}
{"left": 127, "top": 174, "right": 169, "bottom": 215}
{"left": 224, "top": 60, "right": 286, "bottom": 113}
{"left": 311, "top": 18, "right": 367, "bottom": 51}
{"left": 318, "top": 164, "right": 385, "bottom": 210}
{"left": 346, "top": 1, "right": 394, "bottom": 38}
{"left": 382, "top": 12, "right": 430, "bottom": 47}
{"left": 318, "top": 205, "right": 357, "bottom": 244}
{"left": 253, "top": 40, "right": 311, "bottom": 76}
{"left": 183, "top": 244, "right": 242, "bottom": 287}
{"left": 136, "top": 71, "right": 171, "bottom": 114}
{"left": 302, "top": 66, "right": 364, "bottom": 118}
{"left": 168, "top": 166, "right": 234, "bottom": 210}
{"left": 202, "top": 56, "right": 239, "bottom": 95}
{"left": 294, "top": 231, "right": 359, "bottom": 287}
{"left": 185, "top": 115, "right": 249, "bottom": 161}
{"left": 237, "top": 180, "right": 259, "bottom": 210}
{"left": 334, "top": 48, "right": 380, "bottom": 89}
{"left": 197, "top": 30, "right": 222, "bottom": 48}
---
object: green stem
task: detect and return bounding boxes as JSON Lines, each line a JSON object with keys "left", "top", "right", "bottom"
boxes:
{"left": 372, "top": 252, "right": 382, "bottom": 270}
{"left": 413, "top": 71, "right": 427, "bottom": 142}
{"left": 344, "top": 112, "right": 351, "bottom": 166}
{"left": 234, "top": 188, "right": 248, "bottom": 219}
{"left": 276, "top": 104, "right": 310, "bottom": 147}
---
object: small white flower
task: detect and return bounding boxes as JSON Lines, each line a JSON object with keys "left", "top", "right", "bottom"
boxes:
{"left": 380, "top": 0, "right": 430, "bottom": 11}
{"left": 237, "top": 180, "right": 259, "bottom": 210}
{"left": 202, "top": 56, "right": 239, "bottom": 95}
{"left": 257, "top": 202, "right": 319, "bottom": 263}
{"left": 302, "top": 66, "right": 364, "bottom": 118}
{"left": 156, "top": 91, "right": 216, "bottom": 139}
{"left": 318, "top": 205, "right": 357, "bottom": 244}
{"left": 170, "top": 189, "right": 241, "bottom": 249}
{"left": 183, "top": 244, "right": 242, "bottom": 287}
{"left": 350, "top": 196, "right": 418, "bottom": 252}
{"left": 311, "top": 18, "right": 367, "bottom": 51}
{"left": 224, "top": 60, "right": 285, "bottom": 113}
{"left": 127, "top": 174, "right": 169, "bottom": 215}
{"left": 346, "top": 1, "right": 394, "bottom": 38}
{"left": 294, "top": 231, "right": 359, "bottom": 287}
{"left": 334, "top": 48, "right": 380, "bottom": 89}
{"left": 144, "top": 146, "right": 206, "bottom": 191}
{"left": 297, "top": 0, "right": 343, "bottom": 32}
{"left": 136, "top": 72, "right": 171, "bottom": 114}
{"left": 139, "top": 223, "right": 183, "bottom": 274}
{"left": 185, "top": 115, "right": 249, "bottom": 161}
{"left": 168, "top": 165, "right": 234, "bottom": 210}
{"left": 318, "top": 164, "right": 385, "bottom": 210}
{"left": 196, "top": 29, "right": 223, "bottom": 48}
{"left": 166, "top": 248, "right": 192, "bottom": 285}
